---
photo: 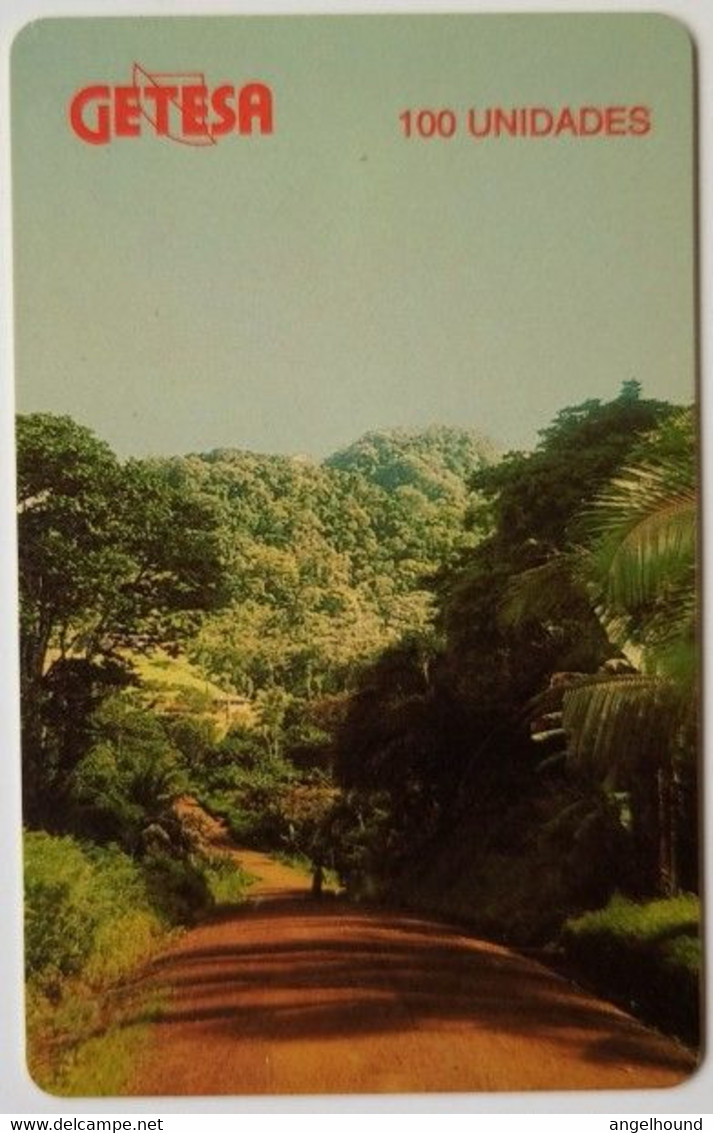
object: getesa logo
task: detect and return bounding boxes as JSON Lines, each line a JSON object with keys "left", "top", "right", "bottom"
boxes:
{"left": 69, "top": 63, "right": 274, "bottom": 146}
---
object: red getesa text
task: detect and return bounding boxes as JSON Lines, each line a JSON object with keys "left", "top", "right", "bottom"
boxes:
{"left": 69, "top": 67, "right": 274, "bottom": 146}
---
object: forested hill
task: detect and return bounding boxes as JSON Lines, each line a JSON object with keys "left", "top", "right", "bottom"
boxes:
{"left": 325, "top": 425, "right": 499, "bottom": 499}
{"left": 171, "top": 426, "right": 497, "bottom": 697}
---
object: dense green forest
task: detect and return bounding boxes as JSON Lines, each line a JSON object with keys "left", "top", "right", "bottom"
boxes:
{"left": 19, "top": 387, "right": 700, "bottom": 1089}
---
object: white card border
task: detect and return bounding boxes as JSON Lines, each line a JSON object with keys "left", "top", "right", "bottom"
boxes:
{"left": 1, "top": 0, "right": 710, "bottom": 1117}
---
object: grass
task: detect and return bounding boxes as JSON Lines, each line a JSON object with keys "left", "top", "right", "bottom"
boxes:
{"left": 202, "top": 855, "right": 256, "bottom": 904}
{"left": 126, "top": 649, "right": 255, "bottom": 733}
{"left": 127, "top": 649, "right": 226, "bottom": 698}
{"left": 51, "top": 1021, "right": 152, "bottom": 1096}
{"left": 26, "top": 907, "right": 175, "bottom": 1098}
{"left": 28, "top": 981, "right": 168, "bottom": 1097}
{"left": 563, "top": 892, "right": 699, "bottom": 944}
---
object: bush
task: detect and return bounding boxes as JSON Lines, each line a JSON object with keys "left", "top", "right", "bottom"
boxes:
{"left": 214, "top": 724, "right": 269, "bottom": 767}
{"left": 561, "top": 893, "right": 701, "bottom": 1044}
{"left": 163, "top": 714, "right": 219, "bottom": 766}
{"left": 201, "top": 855, "right": 254, "bottom": 905}
{"left": 141, "top": 851, "right": 214, "bottom": 925}
{"left": 24, "top": 832, "right": 167, "bottom": 992}
{"left": 368, "top": 784, "right": 629, "bottom": 943}
{"left": 24, "top": 826, "right": 252, "bottom": 1094}
{"left": 25, "top": 833, "right": 99, "bottom": 982}
{"left": 23, "top": 831, "right": 239, "bottom": 992}
{"left": 394, "top": 846, "right": 576, "bottom": 944}
{"left": 191, "top": 737, "right": 299, "bottom": 847}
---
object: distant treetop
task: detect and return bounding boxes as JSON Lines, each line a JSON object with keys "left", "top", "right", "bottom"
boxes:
{"left": 324, "top": 426, "right": 499, "bottom": 501}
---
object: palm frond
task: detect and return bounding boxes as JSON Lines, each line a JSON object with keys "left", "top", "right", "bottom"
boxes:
{"left": 560, "top": 672, "right": 688, "bottom": 786}
{"left": 499, "top": 551, "right": 588, "bottom": 628}
{"left": 586, "top": 459, "right": 696, "bottom": 623}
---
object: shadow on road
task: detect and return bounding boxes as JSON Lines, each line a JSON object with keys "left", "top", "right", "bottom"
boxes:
{"left": 130, "top": 897, "right": 694, "bottom": 1078}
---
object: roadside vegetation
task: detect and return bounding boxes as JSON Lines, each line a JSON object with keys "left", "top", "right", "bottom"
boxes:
{"left": 562, "top": 894, "right": 700, "bottom": 1045}
{"left": 18, "top": 385, "right": 700, "bottom": 1088}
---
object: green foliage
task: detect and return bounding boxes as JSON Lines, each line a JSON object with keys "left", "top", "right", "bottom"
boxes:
{"left": 185, "top": 426, "right": 494, "bottom": 699}
{"left": 24, "top": 832, "right": 167, "bottom": 990}
{"left": 17, "top": 415, "right": 227, "bottom": 676}
{"left": 281, "top": 711, "right": 333, "bottom": 772}
{"left": 470, "top": 388, "right": 673, "bottom": 550}
{"left": 17, "top": 413, "right": 229, "bottom": 824}
{"left": 38, "top": 1019, "right": 157, "bottom": 1098}
{"left": 562, "top": 894, "right": 701, "bottom": 1043}
{"left": 191, "top": 719, "right": 338, "bottom": 866}
{"left": 591, "top": 468, "right": 695, "bottom": 636}
{"left": 200, "top": 856, "right": 254, "bottom": 905}
{"left": 326, "top": 425, "right": 497, "bottom": 500}
{"left": 213, "top": 723, "right": 268, "bottom": 766}
{"left": 193, "top": 737, "right": 299, "bottom": 847}
{"left": 140, "top": 851, "right": 213, "bottom": 925}
{"left": 19, "top": 396, "right": 700, "bottom": 1051}
{"left": 443, "top": 394, "right": 698, "bottom": 902}
{"left": 24, "top": 827, "right": 250, "bottom": 991}
{"left": 385, "top": 780, "right": 631, "bottom": 944}
{"left": 586, "top": 410, "right": 696, "bottom": 663}
{"left": 560, "top": 674, "right": 688, "bottom": 783}
{"left": 272, "top": 777, "right": 341, "bottom": 864}
{"left": 431, "top": 395, "right": 663, "bottom": 735}
{"left": 563, "top": 891, "right": 699, "bottom": 943}
{"left": 593, "top": 480, "right": 692, "bottom": 625}
{"left": 17, "top": 414, "right": 126, "bottom": 679}
{"left": 254, "top": 686, "right": 292, "bottom": 758}
{"left": 128, "top": 649, "right": 229, "bottom": 710}
{"left": 334, "top": 633, "right": 454, "bottom": 868}
{"left": 326, "top": 789, "right": 407, "bottom": 901}
{"left": 69, "top": 692, "right": 184, "bottom": 852}
{"left": 498, "top": 551, "right": 590, "bottom": 630}
{"left": 330, "top": 388, "right": 697, "bottom": 974}
{"left": 172, "top": 686, "right": 216, "bottom": 716}
{"left": 522, "top": 411, "right": 698, "bottom": 895}
{"left": 23, "top": 827, "right": 250, "bottom": 1094}
{"left": 163, "top": 713, "right": 220, "bottom": 766}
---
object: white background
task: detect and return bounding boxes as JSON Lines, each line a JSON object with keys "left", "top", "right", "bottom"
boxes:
{"left": 0, "top": 0, "right": 710, "bottom": 1120}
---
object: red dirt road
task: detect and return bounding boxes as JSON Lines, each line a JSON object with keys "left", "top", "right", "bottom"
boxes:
{"left": 128, "top": 803, "right": 696, "bottom": 1096}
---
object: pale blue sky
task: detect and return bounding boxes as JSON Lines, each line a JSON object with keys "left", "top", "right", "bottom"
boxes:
{"left": 11, "top": 13, "right": 695, "bottom": 458}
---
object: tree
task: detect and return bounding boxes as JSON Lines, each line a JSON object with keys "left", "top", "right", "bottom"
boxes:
{"left": 522, "top": 410, "right": 697, "bottom": 894}
{"left": 17, "top": 414, "right": 228, "bottom": 821}
{"left": 559, "top": 411, "right": 697, "bottom": 893}
{"left": 68, "top": 691, "right": 185, "bottom": 852}
{"left": 467, "top": 386, "right": 674, "bottom": 551}
{"left": 18, "top": 415, "right": 126, "bottom": 694}
{"left": 329, "top": 387, "right": 685, "bottom": 914}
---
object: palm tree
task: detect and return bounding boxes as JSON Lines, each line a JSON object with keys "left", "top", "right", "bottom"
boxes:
{"left": 507, "top": 410, "right": 697, "bottom": 894}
